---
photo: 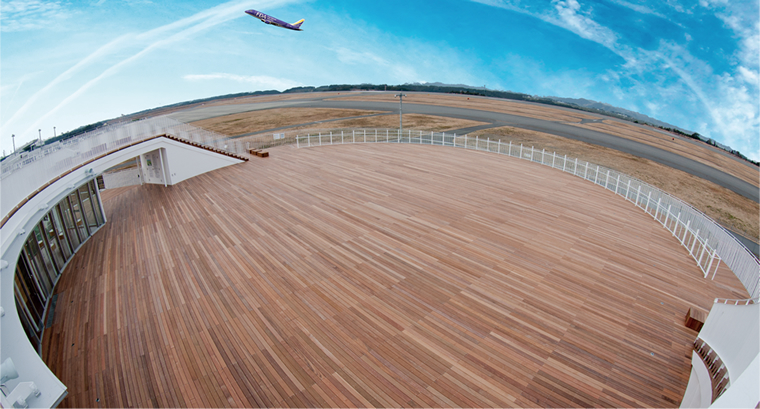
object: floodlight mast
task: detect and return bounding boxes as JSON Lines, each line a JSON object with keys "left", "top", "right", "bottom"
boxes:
{"left": 395, "top": 93, "right": 406, "bottom": 137}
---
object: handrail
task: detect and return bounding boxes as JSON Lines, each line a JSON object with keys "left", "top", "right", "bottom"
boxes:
{"left": 1, "top": 116, "right": 246, "bottom": 223}
{"left": 284, "top": 128, "right": 759, "bottom": 298}
{"left": 714, "top": 297, "right": 758, "bottom": 305}
{"left": 693, "top": 338, "right": 731, "bottom": 403}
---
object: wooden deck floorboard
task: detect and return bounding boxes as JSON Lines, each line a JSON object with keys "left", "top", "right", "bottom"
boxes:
{"left": 43, "top": 143, "right": 748, "bottom": 408}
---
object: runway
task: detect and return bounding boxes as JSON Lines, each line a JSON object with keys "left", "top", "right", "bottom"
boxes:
{"left": 169, "top": 93, "right": 759, "bottom": 205}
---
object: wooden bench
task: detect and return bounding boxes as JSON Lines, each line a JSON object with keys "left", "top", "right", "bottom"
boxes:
{"left": 685, "top": 306, "right": 706, "bottom": 331}
{"left": 249, "top": 149, "right": 269, "bottom": 158}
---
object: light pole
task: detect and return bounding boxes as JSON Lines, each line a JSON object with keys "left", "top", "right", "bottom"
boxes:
{"left": 395, "top": 93, "right": 406, "bottom": 136}
{"left": 12, "top": 134, "right": 15, "bottom": 153}
{"left": 38, "top": 129, "right": 42, "bottom": 143}
{"left": 53, "top": 127, "right": 56, "bottom": 137}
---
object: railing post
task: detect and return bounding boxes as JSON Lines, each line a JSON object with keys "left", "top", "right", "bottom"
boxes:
{"left": 541, "top": 148, "right": 545, "bottom": 164}
{"left": 673, "top": 212, "right": 681, "bottom": 237}
{"left": 552, "top": 152, "right": 555, "bottom": 168}
{"left": 645, "top": 191, "right": 652, "bottom": 214}
{"left": 531, "top": 146, "right": 534, "bottom": 161}
{"left": 664, "top": 204, "right": 672, "bottom": 228}
{"left": 364, "top": 129, "right": 366, "bottom": 143}
{"left": 476, "top": 135, "right": 479, "bottom": 150}
{"left": 605, "top": 170, "right": 610, "bottom": 189}
{"left": 574, "top": 158, "right": 578, "bottom": 175}
{"left": 498, "top": 139, "right": 501, "bottom": 154}
{"left": 296, "top": 137, "right": 299, "bottom": 149}
{"left": 330, "top": 131, "right": 332, "bottom": 144}
{"left": 615, "top": 174, "right": 620, "bottom": 194}
{"left": 508, "top": 140, "right": 512, "bottom": 156}
{"left": 682, "top": 219, "right": 691, "bottom": 244}
{"left": 487, "top": 138, "right": 491, "bottom": 152}
{"left": 353, "top": 129, "right": 355, "bottom": 143}
{"left": 319, "top": 132, "right": 322, "bottom": 145}
{"left": 698, "top": 241, "right": 706, "bottom": 266}
{"left": 520, "top": 143, "right": 523, "bottom": 157}
{"left": 562, "top": 155, "right": 566, "bottom": 172}
{"left": 636, "top": 185, "right": 641, "bottom": 206}
{"left": 626, "top": 180, "right": 631, "bottom": 200}
{"left": 654, "top": 197, "right": 661, "bottom": 220}
{"left": 706, "top": 250, "right": 717, "bottom": 279}
{"left": 341, "top": 131, "right": 344, "bottom": 144}
{"left": 691, "top": 229, "right": 700, "bottom": 255}
{"left": 594, "top": 165, "right": 600, "bottom": 184}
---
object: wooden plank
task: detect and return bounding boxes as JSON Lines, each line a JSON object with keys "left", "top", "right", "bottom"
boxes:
{"left": 43, "top": 144, "right": 750, "bottom": 408}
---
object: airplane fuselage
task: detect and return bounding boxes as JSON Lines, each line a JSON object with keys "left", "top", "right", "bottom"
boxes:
{"left": 245, "top": 9, "right": 303, "bottom": 31}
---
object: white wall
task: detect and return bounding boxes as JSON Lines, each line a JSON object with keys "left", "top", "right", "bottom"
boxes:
{"left": 680, "top": 352, "right": 714, "bottom": 408}
{"left": 680, "top": 302, "right": 760, "bottom": 408}
{"left": 0, "top": 136, "right": 243, "bottom": 408}
{"left": 102, "top": 167, "right": 142, "bottom": 189}
{"left": 140, "top": 149, "right": 166, "bottom": 185}
{"left": 700, "top": 303, "right": 759, "bottom": 381}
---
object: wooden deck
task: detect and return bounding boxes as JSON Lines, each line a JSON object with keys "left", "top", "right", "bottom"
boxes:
{"left": 42, "top": 143, "right": 749, "bottom": 408}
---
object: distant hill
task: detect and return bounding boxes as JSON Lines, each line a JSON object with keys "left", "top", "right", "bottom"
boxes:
{"left": 547, "top": 96, "right": 692, "bottom": 133}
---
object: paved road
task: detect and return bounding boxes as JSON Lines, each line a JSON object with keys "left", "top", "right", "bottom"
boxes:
{"left": 171, "top": 95, "right": 759, "bottom": 204}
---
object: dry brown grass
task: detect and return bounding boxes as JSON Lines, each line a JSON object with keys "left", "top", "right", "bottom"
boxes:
{"left": 332, "top": 93, "right": 759, "bottom": 188}
{"left": 186, "top": 94, "right": 758, "bottom": 243}
{"left": 472, "top": 126, "right": 759, "bottom": 241}
{"left": 190, "top": 108, "right": 487, "bottom": 137}
{"left": 573, "top": 121, "right": 759, "bottom": 187}
{"left": 331, "top": 92, "right": 600, "bottom": 123}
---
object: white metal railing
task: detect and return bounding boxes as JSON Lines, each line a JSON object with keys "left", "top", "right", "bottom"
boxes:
{"left": 1, "top": 116, "right": 245, "bottom": 222}
{"left": 714, "top": 297, "right": 758, "bottom": 305}
{"left": 292, "top": 129, "right": 760, "bottom": 299}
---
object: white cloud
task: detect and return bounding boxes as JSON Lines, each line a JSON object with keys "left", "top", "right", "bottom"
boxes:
{"left": 467, "top": 0, "right": 759, "bottom": 160}
{"left": 606, "top": 0, "right": 667, "bottom": 19}
{"left": 0, "top": 0, "right": 71, "bottom": 32}
{"left": 10, "top": 0, "right": 295, "bottom": 140}
{"left": 183, "top": 73, "right": 299, "bottom": 90}
{"left": 2, "top": 34, "right": 132, "bottom": 133}
{"left": 549, "top": 0, "right": 618, "bottom": 49}
{"left": 330, "top": 47, "right": 419, "bottom": 80}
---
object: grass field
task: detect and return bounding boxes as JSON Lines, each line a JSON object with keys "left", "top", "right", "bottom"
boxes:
{"left": 187, "top": 94, "right": 758, "bottom": 245}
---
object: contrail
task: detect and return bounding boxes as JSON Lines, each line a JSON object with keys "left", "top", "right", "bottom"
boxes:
{"left": 10, "top": 0, "right": 292, "bottom": 141}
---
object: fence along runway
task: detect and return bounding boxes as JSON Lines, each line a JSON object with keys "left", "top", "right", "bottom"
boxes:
{"left": 42, "top": 144, "right": 748, "bottom": 407}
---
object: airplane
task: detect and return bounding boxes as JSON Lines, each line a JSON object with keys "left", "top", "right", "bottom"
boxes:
{"left": 245, "top": 9, "right": 304, "bottom": 31}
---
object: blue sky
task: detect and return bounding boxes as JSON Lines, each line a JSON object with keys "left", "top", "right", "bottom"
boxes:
{"left": 1, "top": 0, "right": 758, "bottom": 160}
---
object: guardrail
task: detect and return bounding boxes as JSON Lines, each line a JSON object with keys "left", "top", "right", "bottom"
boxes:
{"left": 714, "top": 297, "right": 758, "bottom": 305}
{"left": 284, "top": 128, "right": 759, "bottom": 298}
{"left": 1, "top": 116, "right": 245, "bottom": 223}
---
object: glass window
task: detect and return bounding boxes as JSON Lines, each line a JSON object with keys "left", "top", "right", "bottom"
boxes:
{"left": 18, "top": 254, "right": 47, "bottom": 302}
{"left": 52, "top": 206, "right": 73, "bottom": 259}
{"left": 79, "top": 185, "right": 98, "bottom": 231}
{"left": 32, "top": 224, "right": 58, "bottom": 283}
{"left": 88, "top": 180, "right": 104, "bottom": 225}
{"left": 15, "top": 288, "right": 41, "bottom": 350}
{"left": 59, "top": 199, "right": 81, "bottom": 249}
{"left": 70, "top": 191, "right": 89, "bottom": 239}
{"left": 14, "top": 264, "right": 45, "bottom": 324}
{"left": 41, "top": 214, "right": 65, "bottom": 272}
{"left": 24, "top": 239, "right": 52, "bottom": 296}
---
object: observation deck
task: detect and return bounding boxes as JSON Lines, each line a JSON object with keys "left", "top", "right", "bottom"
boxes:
{"left": 1, "top": 120, "right": 757, "bottom": 407}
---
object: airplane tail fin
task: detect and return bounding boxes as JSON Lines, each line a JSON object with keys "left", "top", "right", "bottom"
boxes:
{"left": 292, "top": 19, "right": 304, "bottom": 29}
